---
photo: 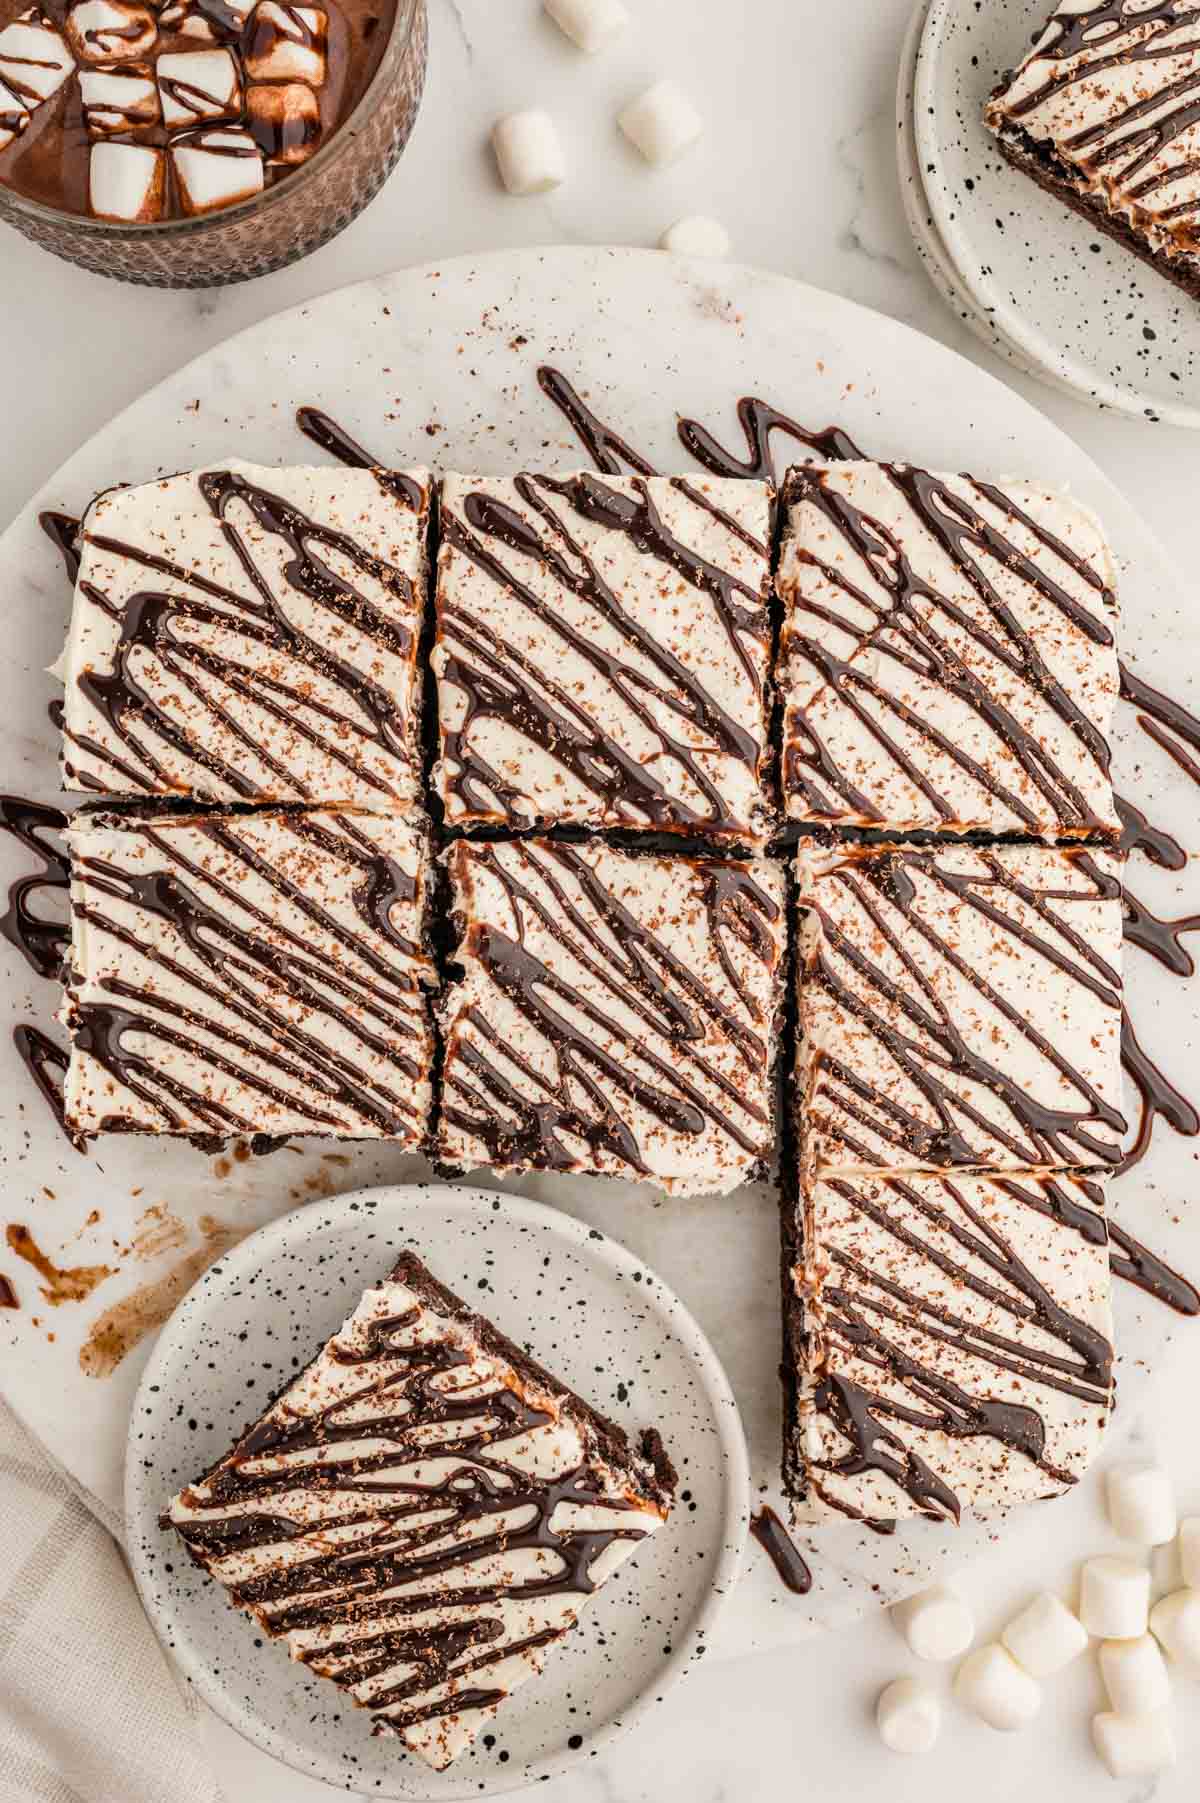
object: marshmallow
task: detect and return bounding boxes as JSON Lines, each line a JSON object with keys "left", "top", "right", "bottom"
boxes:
{"left": 66, "top": 0, "right": 157, "bottom": 64}
{"left": 88, "top": 140, "right": 163, "bottom": 220}
{"left": 0, "top": 12, "right": 75, "bottom": 107}
{"left": 1079, "top": 1556, "right": 1150, "bottom": 1641}
{"left": 876, "top": 1677, "right": 941, "bottom": 1755}
{"left": 0, "top": 78, "right": 29, "bottom": 153}
{"left": 1000, "top": 1592, "right": 1088, "bottom": 1679}
{"left": 171, "top": 127, "right": 263, "bottom": 214}
{"left": 953, "top": 1645, "right": 1041, "bottom": 1732}
{"left": 159, "top": 0, "right": 250, "bottom": 39}
{"left": 246, "top": 81, "right": 320, "bottom": 164}
{"left": 79, "top": 66, "right": 159, "bottom": 135}
{"left": 1149, "top": 1587, "right": 1200, "bottom": 1674}
{"left": 491, "top": 109, "right": 564, "bottom": 196}
{"left": 543, "top": 0, "right": 627, "bottom": 54}
{"left": 1106, "top": 1463, "right": 1177, "bottom": 1546}
{"left": 1100, "top": 1634, "right": 1171, "bottom": 1715}
{"left": 660, "top": 215, "right": 730, "bottom": 258}
{"left": 1181, "top": 1517, "right": 1200, "bottom": 1589}
{"left": 891, "top": 1584, "right": 974, "bottom": 1664}
{"left": 618, "top": 79, "right": 702, "bottom": 165}
{"left": 156, "top": 48, "right": 240, "bottom": 126}
{"left": 1092, "top": 1711, "right": 1176, "bottom": 1779}
{"left": 244, "top": 3, "right": 326, "bottom": 84}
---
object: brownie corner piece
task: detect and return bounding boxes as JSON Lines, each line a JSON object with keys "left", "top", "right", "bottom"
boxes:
{"left": 165, "top": 1246, "right": 673, "bottom": 1769}
{"left": 57, "top": 461, "right": 431, "bottom": 806}
{"left": 60, "top": 806, "right": 436, "bottom": 1144}
{"left": 431, "top": 468, "right": 775, "bottom": 845}
{"left": 437, "top": 835, "right": 787, "bottom": 1196}
{"left": 776, "top": 459, "right": 1120, "bottom": 838}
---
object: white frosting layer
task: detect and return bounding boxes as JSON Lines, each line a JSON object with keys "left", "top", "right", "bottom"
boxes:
{"left": 59, "top": 461, "right": 429, "bottom": 806}
{"left": 778, "top": 461, "right": 1120, "bottom": 835}
{"left": 60, "top": 808, "right": 435, "bottom": 1142}
{"left": 439, "top": 837, "right": 786, "bottom": 1196}
{"left": 433, "top": 470, "right": 774, "bottom": 843}
{"left": 795, "top": 840, "right": 1126, "bottom": 1173}
{"left": 167, "top": 1261, "right": 669, "bottom": 1769}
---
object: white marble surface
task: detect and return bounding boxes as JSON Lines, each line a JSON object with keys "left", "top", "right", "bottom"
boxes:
{"left": 3, "top": 1, "right": 1199, "bottom": 1798}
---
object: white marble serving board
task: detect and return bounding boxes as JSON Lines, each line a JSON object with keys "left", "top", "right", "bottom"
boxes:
{"left": 1, "top": 246, "right": 1198, "bottom": 1661}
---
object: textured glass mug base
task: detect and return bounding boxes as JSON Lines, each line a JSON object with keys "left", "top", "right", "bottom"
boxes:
{"left": 0, "top": 0, "right": 426, "bottom": 289}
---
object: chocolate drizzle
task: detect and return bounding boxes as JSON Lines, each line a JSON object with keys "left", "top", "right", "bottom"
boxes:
{"left": 0, "top": 796, "right": 70, "bottom": 980}
{"left": 749, "top": 1506, "right": 812, "bottom": 1594}
{"left": 293, "top": 405, "right": 424, "bottom": 509}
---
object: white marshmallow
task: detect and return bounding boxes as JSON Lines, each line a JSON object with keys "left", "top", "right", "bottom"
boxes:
{"left": 0, "top": 12, "right": 75, "bottom": 105}
{"left": 660, "top": 214, "right": 730, "bottom": 258}
{"left": 66, "top": 0, "right": 157, "bottom": 63}
{"left": 156, "top": 48, "right": 240, "bottom": 126}
{"left": 1149, "top": 1587, "right": 1200, "bottom": 1674}
{"left": 246, "top": 81, "right": 320, "bottom": 164}
{"left": 953, "top": 1645, "right": 1041, "bottom": 1732}
{"left": 618, "top": 79, "right": 702, "bottom": 165}
{"left": 1100, "top": 1634, "right": 1171, "bottom": 1715}
{"left": 244, "top": 3, "right": 326, "bottom": 83}
{"left": 171, "top": 127, "right": 263, "bottom": 214}
{"left": 1000, "top": 1592, "right": 1088, "bottom": 1679}
{"left": 491, "top": 109, "right": 564, "bottom": 196}
{"left": 891, "top": 1584, "right": 974, "bottom": 1663}
{"left": 543, "top": 0, "right": 627, "bottom": 53}
{"left": 1106, "top": 1463, "right": 1177, "bottom": 1546}
{"left": 88, "top": 140, "right": 163, "bottom": 221}
{"left": 79, "top": 67, "right": 159, "bottom": 135}
{"left": 1180, "top": 1517, "right": 1200, "bottom": 1589}
{"left": 1079, "top": 1556, "right": 1150, "bottom": 1641}
{"left": 876, "top": 1677, "right": 941, "bottom": 1755}
{"left": 0, "top": 77, "right": 29, "bottom": 153}
{"left": 159, "top": 0, "right": 250, "bottom": 39}
{"left": 1092, "top": 1710, "right": 1176, "bottom": 1779}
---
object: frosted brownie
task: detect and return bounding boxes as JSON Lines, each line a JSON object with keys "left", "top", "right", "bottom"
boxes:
{"left": 438, "top": 837, "right": 787, "bottom": 1196}
{"left": 432, "top": 470, "right": 774, "bottom": 845}
{"left": 782, "top": 1170, "right": 1114, "bottom": 1524}
{"left": 985, "top": 2, "right": 1200, "bottom": 303}
{"left": 59, "top": 808, "right": 436, "bottom": 1143}
{"left": 165, "top": 1248, "right": 675, "bottom": 1769}
{"left": 794, "top": 841, "right": 1126, "bottom": 1175}
{"left": 57, "top": 462, "right": 430, "bottom": 807}
{"left": 777, "top": 462, "right": 1120, "bottom": 837}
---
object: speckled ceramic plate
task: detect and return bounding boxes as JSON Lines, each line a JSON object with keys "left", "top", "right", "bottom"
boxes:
{"left": 124, "top": 1183, "right": 748, "bottom": 1801}
{"left": 915, "top": 0, "right": 1200, "bottom": 427}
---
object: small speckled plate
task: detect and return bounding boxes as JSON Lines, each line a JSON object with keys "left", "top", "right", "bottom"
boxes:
{"left": 125, "top": 1183, "right": 748, "bottom": 1801}
{"left": 914, "top": 0, "right": 1200, "bottom": 427}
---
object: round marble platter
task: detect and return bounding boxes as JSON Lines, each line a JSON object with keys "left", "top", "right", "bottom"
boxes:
{"left": 915, "top": 0, "right": 1200, "bottom": 427}
{"left": 126, "top": 1184, "right": 747, "bottom": 1800}
{"left": 2, "top": 246, "right": 1199, "bottom": 1666}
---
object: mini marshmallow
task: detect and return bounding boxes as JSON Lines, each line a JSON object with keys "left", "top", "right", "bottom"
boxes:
{"left": 0, "top": 12, "right": 75, "bottom": 105}
{"left": 891, "top": 1585, "right": 974, "bottom": 1664}
{"left": 876, "top": 1677, "right": 941, "bottom": 1755}
{"left": 660, "top": 215, "right": 730, "bottom": 258}
{"left": 171, "top": 127, "right": 263, "bottom": 213}
{"left": 1079, "top": 1556, "right": 1150, "bottom": 1641}
{"left": 79, "top": 67, "right": 159, "bottom": 135}
{"left": 88, "top": 140, "right": 163, "bottom": 220}
{"left": 1001, "top": 1592, "right": 1088, "bottom": 1679}
{"left": 1181, "top": 1517, "right": 1200, "bottom": 1589}
{"left": 1149, "top": 1587, "right": 1200, "bottom": 1674}
{"left": 159, "top": 0, "right": 250, "bottom": 38}
{"left": 491, "top": 109, "right": 564, "bottom": 196}
{"left": 543, "top": 0, "right": 627, "bottom": 54}
{"left": 244, "top": 3, "right": 326, "bottom": 84}
{"left": 1106, "top": 1463, "right": 1177, "bottom": 1546}
{"left": 66, "top": 0, "right": 157, "bottom": 64}
{"left": 1092, "top": 1710, "right": 1176, "bottom": 1779}
{"left": 246, "top": 81, "right": 320, "bottom": 164}
{"left": 1100, "top": 1634, "right": 1171, "bottom": 1715}
{"left": 618, "top": 79, "right": 702, "bottom": 165}
{"left": 953, "top": 1645, "right": 1041, "bottom": 1732}
{"left": 156, "top": 48, "right": 240, "bottom": 126}
{"left": 0, "top": 78, "right": 29, "bottom": 153}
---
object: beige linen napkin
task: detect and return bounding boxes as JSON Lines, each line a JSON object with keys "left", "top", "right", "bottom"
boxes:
{"left": 0, "top": 1401, "right": 223, "bottom": 1803}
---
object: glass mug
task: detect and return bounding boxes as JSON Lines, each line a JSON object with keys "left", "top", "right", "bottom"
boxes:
{"left": 0, "top": 0, "right": 427, "bottom": 287}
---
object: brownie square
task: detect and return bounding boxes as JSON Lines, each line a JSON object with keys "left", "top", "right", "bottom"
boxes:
{"left": 432, "top": 470, "right": 774, "bottom": 845}
{"left": 777, "top": 462, "right": 1120, "bottom": 837}
{"left": 438, "top": 836, "right": 787, "bottom": 1196}
{"left": 60, "top": 807, "right": 436, "bottom": 1144}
